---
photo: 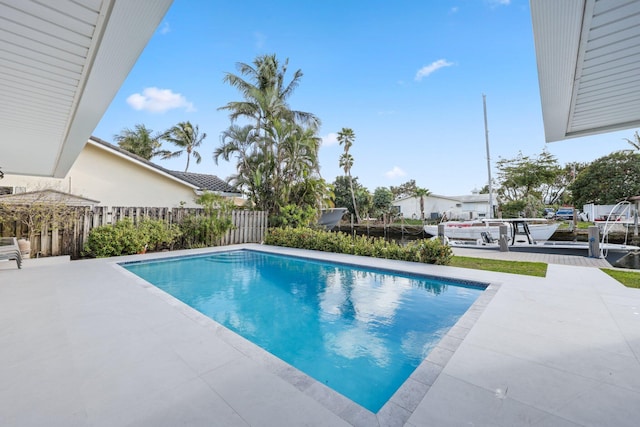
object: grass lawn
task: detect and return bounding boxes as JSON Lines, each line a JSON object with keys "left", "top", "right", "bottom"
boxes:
{"left": 557, "top": 221, "right": 593, "bottom": 230}
{"left": 450, "top": 256, "right": 548, "bottom": 277}
{"left": 601, "top": 268, "right": 640, "bottom": 289}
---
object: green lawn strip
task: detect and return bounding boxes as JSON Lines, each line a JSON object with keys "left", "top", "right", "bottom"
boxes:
{"left": 450, "top": 256, "right": 548, "bottom": 277}
{"left": 601, "top": 269, "right": 640, "bottom": 289}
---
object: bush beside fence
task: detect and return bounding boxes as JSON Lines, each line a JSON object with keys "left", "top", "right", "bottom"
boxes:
{"left": 0, "top": 206, "right": 267, "bottom": 259}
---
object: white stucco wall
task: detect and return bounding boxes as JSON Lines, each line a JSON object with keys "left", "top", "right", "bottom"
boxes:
{"left": 72, "top": 143, "right": 202, "bottom": 207}
{"left": 460, "top": 201, "right": 491, "bottom": 219}
{"left": 393, "top": 195, "right": 491, "bottom": 220}
{"left": 393, "top": 196, "right": 462, "bottom": 220}
{"left": 1, "top": 142, "right": 203, "bottom": 208}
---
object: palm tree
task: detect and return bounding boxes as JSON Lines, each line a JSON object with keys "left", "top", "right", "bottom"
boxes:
{"left": 216, "top": 54, "right": 322, "bottom": 215}
{"left": 624, "top": 131, "right": 640, "bottom": 151}
{"left": 219, "top": 54, "right": 320, "bottom": 134}
{"left": 113, "top": 124, "right": 168, "bottom": 160}
{"left": 161, "top": 122, "right": 206, "bottom": 172}
{"left": 414, "top": 187, "right": 431, "bottom": 221}
{"left": 337, "top": 128, "right": 360, "bottom": 223}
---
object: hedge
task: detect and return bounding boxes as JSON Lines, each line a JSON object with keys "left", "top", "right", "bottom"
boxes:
{"left": 264, "top": 227, "right": 452, "bottom": 265}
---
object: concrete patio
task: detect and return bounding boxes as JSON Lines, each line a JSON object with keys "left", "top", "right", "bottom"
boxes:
{"left": 1, "top": 244, "right": 639, "bottom": 426}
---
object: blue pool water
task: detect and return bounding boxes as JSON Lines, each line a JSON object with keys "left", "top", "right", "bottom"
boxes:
{"left": 122, "top": 250, "right": 485, "bottom": 412}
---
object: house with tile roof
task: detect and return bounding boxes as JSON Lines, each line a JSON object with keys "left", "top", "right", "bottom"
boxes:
{"left": 0, "top": 137, "right": 242, "bottom": 208}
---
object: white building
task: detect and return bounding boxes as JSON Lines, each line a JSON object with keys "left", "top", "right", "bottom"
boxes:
{"left": 393, "top": 191, "right": 491, "bottom": 221}
{"left": 0, "top": 137, "right": 241, "bottom": 208}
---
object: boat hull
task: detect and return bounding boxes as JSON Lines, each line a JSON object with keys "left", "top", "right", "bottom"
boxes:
{"left": 318, "top": 208, "right": 348, "bottom": 230}
{"left": 424, "top": 221, "right": 559, "bottom": 241}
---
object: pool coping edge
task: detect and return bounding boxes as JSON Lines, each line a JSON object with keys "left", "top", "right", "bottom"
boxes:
{"left": 113, "top": 244, "right": 501, "bottom": 427}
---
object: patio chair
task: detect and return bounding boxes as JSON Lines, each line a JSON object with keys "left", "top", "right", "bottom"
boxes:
{"left": 0, "top": 237, "right": 22, "bottom": 269}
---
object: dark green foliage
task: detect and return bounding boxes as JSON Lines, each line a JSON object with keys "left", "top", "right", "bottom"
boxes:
{"left": 270, "top": 204, "right": 317, "bottom": 228}
{"left": 333, "top": 176, "right": 372, "bottom": 219}
{"left": 372, "top": 187, "right": 393, "bottom": 219}
{"left": 179, "top": 193, "right": 235, "bottom": 248}
{"left": 496, "top": 150, "right": 564, "bottom": 214}
{"left": 500, "top": 199, "right": 526, "bottom": 218}
{"left": 138, "top": 218, "right": 181, "bottom": 251}
{"left": 84, "top": 218, "right": 180, "bottom": 258}
{"left": 215, "top": 54, "right": 322, "bottom": 216}
{"left": 264, "top": 227, "right": 452, "bottom": 265}
{"left": 570, "top": 151, "right": 640, "bottom": 207}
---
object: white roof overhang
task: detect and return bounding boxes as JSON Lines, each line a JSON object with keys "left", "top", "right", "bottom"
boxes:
{"left": 531, "top": 0, "right": 640, "bottom": 142}
{"left": 0, "top": 0, "right": 173, "bottom": 177}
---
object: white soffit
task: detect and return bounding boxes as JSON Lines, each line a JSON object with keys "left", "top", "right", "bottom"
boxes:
{"left": 0, "top": 0, "right": 173, "bottom": 177}
{"left": 531, "top": 0, "right": 640, "bottom": 142}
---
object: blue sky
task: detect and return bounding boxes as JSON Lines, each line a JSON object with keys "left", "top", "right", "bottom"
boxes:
{"left": 93, "top": 0, "right": 637, "bottom": 197}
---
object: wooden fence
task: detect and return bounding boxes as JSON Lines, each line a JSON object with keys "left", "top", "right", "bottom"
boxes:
{"left": 0, "top": 206, "right": 268, "bottom": 259}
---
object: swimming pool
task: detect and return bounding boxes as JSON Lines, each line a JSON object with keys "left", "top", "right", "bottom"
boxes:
{"left": 122, "top": 249, "right": 486, "bottom": 412}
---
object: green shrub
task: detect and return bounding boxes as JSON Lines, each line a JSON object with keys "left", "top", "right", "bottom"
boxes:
{"left": 270, "top": 204, "right": 317, "bottom": 228}
{"left": 178, "top": 192, "right": 235, "bottom": 248}
{"left": 264, "top": 227, "right": 452, "bottom": 265}
{"left": 84, "top": 217, "right": 181, "bottom": 258}
{"left": 84, "top": 224, "right": 123, "bottom": 258}
{"left": 138, "top": 218, "right": 181, "bottom": 251}
{"left": 406, "top": 239, "right": 453, "bottom": 265}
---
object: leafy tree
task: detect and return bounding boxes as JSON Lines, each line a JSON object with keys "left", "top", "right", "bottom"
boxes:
{"left": 333, "top": 176, "right": 371, "bottom": 221}
{"left": 289, "top": 177, "right": 334, "bottom": 211}
{"left": 390, "top": 179, "right": 418, "bottom": 200}
{"left": 543, "top": 162, "right": 587, "bottom": 205}
{"left": 114, "top": 124, "right": 168, "bottom": 160}
{"left": 215, "top": 54, "right": 322, "bottom": 216}
{"left": 337, "top": 128, "right": 360, "bottom": 223}
{"left": 355, "top": 187, "right": 373, "bottom": 220}
{"left": 372, "top": 187, "right": 393, "bottom": 219}
{"left": 570, "top": 151, "right": 640, "bottom": 207}
{"left": 496, "top": 150, "right": 563, "bottom": 215}
{"left": 500, "top": 194, "right": 545, "bottom": 218}
{"left": 162, "top": 121, "right": 206, "bottom": 172}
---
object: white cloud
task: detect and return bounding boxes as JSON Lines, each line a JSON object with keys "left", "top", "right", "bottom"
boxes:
{"left": 254, "top": 31, "right": 266, "bottom": 49}
{"left": 159, "top": 21, "right": 170, "bottom": 35}
{"left": 415, "top": 59, "right": 454, "bottom": 81}
{"left": 321, "top": 132, "right": 339, "bottom": 147}
{"left": 385, "top": 166, "right": 406, "bottom": 179}
{"left": 451, "top": 6, "right": 459, "bottom": 13}
{"left": 488, "top": 0, "right": 511, "bottom": 6}
{"left": 126, "top": 87, "right": 195, "bottom": 113}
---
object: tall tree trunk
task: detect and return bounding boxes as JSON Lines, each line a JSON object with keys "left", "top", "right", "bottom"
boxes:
{"left": 348, "top": 173, "right": 361, "bottom": 223}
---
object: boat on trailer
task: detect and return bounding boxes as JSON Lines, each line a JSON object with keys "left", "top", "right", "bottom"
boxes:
{"left": 424, "top": 218, "right": 560, "bottom": 242}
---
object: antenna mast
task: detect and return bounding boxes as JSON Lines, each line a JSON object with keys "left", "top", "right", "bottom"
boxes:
{"left": 483, "top": 94, "right": 493, "bottom": 219}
